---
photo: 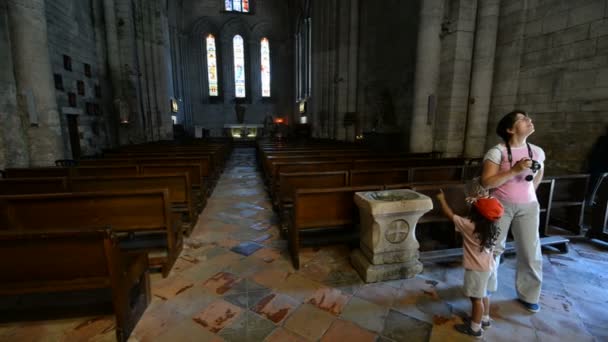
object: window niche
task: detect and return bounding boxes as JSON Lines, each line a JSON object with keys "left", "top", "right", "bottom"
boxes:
{"left": 77, "top": 80, "right": 85, "bottom": 96}
{"left": 63, "top": 55, "right": 72, "bottom": 71}
{"left": 68, "top": 92, "right": 77, "bottom": 107}
{"left": 233, "top": 34, "right": 247, "bottom": 100}
{"left": 84, "top": 63, "right": 92, "bottom": 77}
{"left": 54, "top": 74, "right": 64, "bottom": 91}
{"left": 223, "top": 0, "right": 251, "bottom": 13}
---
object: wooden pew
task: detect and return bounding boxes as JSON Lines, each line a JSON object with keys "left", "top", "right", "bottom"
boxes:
{"left": 349, "top": 168, "right": 410, "bottom": 187}
{"left": 276, "top": 171, "right": 349, "bottom": 220}
{"left": 0, "top": 228, "right": 150, "bottom": 342}
{"left": 139, "top": 163, "right": 207, "bottom": 211}
{"left": 5, "top": 167, "right": 70, "bottom": 178}
{"left": 4, "top": 166, "right": 140, "bottom": 178}
{"left": 546, "top": 174, "right": 589, "bottom": 235}
{"left": 70, "top": 174, "right": 195, "bottom": 235}
{"left": 0, "top": 177, "right": 67, "bottom": 195}
{"left": 0, "top": 190, "right": 181, "bottom": 277}
{"left": 288, "top": 185, "right": 383, "bottom": 269}
{"left": 409, "top": 165, "right": 465, "bottom": 184}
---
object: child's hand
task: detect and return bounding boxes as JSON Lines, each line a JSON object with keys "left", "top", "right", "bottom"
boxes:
{"left": 436, "top": 189, "right": 445, "bottom": 201}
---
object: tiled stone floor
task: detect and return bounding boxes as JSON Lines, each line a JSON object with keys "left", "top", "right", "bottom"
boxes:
{"left": 2, "top": 147, "right": 608, "bottom": 341}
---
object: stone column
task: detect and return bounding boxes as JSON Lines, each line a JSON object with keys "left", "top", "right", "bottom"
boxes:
{"left": 409, "top": 0, "right": 444, "bottom": 153}
{"left": 464, "top": 0, "right": 500, "bottom": 158}
{"left": 346, "top": 0, "right": 359, "bottom": 141}
{"left": 153, "top": 0, "right": 174, "bottom": 140}
{"left": 103, "top": 0, "right": 126, "bottom": 123}
{"left": 8, "top": 0, "right": 63, "bottom": 166}
{"left": 0, "top": 1, "right": 29, "bottom": 168}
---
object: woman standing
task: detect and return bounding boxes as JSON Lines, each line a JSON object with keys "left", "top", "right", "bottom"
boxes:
{"left": 481, "top": 110, "right": 545, "bottom": 312}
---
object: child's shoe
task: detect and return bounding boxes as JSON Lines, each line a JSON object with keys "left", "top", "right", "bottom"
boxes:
{"left": 464, "top": 317, "right": 492, "bottom": 329}
{"left": 454, "top": 323, "right": 483, "bottom": 339}
{"left": 518, "top": 299, "right": 540, "bottom": 313}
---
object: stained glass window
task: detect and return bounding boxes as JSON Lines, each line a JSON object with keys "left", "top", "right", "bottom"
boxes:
{"left": 233, "top": 35, "right": 246, "bottom": 98}
{"left": 260, "top": 38, "right": 271, "bottom": 97}
{"left": 206, "top": 34, "right": 219, "bottom": 96}
{"left": 224, "top": 0, "right": 249, "bottom": 13}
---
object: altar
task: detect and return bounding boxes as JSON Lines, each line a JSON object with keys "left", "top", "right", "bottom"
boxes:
{"left": 224, "top": 124, "right": 263, "bottom": 139}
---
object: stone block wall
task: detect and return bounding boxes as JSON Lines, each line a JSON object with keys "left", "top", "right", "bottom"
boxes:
{"left": 356, "top": 0, "right": 419, "bottom": 142}
{"left": 45, "top": 0, "right": 113, "bottom": 157}
{"left": 490, "top": 0, "right": 608, "bottom": 173}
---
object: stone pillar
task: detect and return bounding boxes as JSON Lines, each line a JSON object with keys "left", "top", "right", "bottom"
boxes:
{"left": 154, "top": 0, "right": 174, "bottom": 140}
{"left": 8, "top": 0, "right": 63, "bottom": 166}
{"left": 103, "top": 0, "right": 125, "bottom": 121}
{"left": 464, "top": 0, "right": 500, "bottom": 158}
{"left": 409, "top": 0, "right": 444, "bottom": 153}
{"left": 0, "top": 1, "right": 29, "bottom": 168}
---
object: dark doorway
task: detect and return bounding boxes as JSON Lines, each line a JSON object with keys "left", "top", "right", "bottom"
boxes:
{"left": 66, "top": 115, "right": 81, "bottom": 160}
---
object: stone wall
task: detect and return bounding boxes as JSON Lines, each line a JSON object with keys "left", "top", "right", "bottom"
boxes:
{"left": 45, "top": 0, "right": 113, "bottom": 157}
{"left": 356, "top": 0, "right": 419, "bottom": 144}
{"left": 489, "top": 0, "right": 608, "bottom": 173}
{"left": 179, "top": 0, "right": 293, "bottom": 137}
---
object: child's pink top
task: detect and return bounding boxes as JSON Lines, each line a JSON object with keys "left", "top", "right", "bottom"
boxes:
{"left": 453, "top": 215, "right": 495, "bottom": 272}
{"left": 483, "top": 143, "right": 545, "bottom": 204}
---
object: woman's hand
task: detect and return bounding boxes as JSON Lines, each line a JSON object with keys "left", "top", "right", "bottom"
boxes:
{"left": 512, "top": 158, "right": 532, "bottom": 173}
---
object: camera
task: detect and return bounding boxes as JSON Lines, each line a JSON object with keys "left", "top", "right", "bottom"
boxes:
{"left": 530, "top": 160, "right": 541, "bottom": 172}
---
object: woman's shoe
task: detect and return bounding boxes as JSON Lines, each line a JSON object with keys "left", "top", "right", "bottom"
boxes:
{"left": 518, "top": 299, "right": 540, "bottom": 312}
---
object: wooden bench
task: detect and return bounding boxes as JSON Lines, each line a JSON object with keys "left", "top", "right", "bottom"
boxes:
{"left": 288, "top": 185, "right": 383, "bottom": 269}
{"left": 0, "top": 228, "right": 150, "bottom": 341}
{"left": 0, "top": 190, "right": 181, "bottom": 277}
{"left": 139, "top": 163, "right": 207, "bottom": 211}
{"left": 349, "top": 168, "right": 410, "bottom": 187}
{"left": 4, "top": 166, "right": 140, "bottom": 178}
{"left": 276, "top": 171, "right": 349, "bottom": 215}
{"left": 70, "top": 174, "right": 195, "bottom": 235}
{"left": 409, "top": 165, "right": 465, "bottom": 184}
{"left": 0, "top": 177, "right": 67, "bottom": 195}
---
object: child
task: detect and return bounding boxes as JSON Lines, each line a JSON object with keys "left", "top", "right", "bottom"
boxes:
{"left": 436, "top": 189, "right": 503, "bottom": 339}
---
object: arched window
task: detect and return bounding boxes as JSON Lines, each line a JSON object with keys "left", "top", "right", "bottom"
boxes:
{"left": 224, "top": 0, "right": 249, "bottom": 13}
{"left": 233, "top": 35, "right": 246, "bottom": 98}
{"left": 206, "top": 34, "right": 219, "bottom": 96}
{"left": 260, "top": 37, "right": 271, "bottom": 97}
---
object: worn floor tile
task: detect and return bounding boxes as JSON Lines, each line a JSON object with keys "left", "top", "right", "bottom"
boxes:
{"left": 382, "top": 309, "right": 432, "bottom": 342}
{"left": 320, "top": 319, "right": 377, "bottom": 342}
{"left": 217, "top": 310, "right": 275, "bottom": 342}
{"left": 192, "top": 300, "right": 243, "bottom": 333}
{"left": 203, "top": 272, "right": 241, "bottom": 295}
{"left": 264, "top": 327, "right": 312, "bottom": 342}
{"left": 339, "top": 296, "right": 388, "bottom": 333}
{"left": 252, "top": 293, "right": 300, "bottom": 324}
{"left": 283, "top": 304, "right": 336, "bottom": 341}
{"left": 306, "top": 287, "right": 350, "bottom": 315}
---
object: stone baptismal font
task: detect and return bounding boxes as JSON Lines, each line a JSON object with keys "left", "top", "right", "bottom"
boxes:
{"left": 351, "top": 189, "right": 433, "bottom": 283}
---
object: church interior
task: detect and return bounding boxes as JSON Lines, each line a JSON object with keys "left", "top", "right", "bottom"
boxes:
{"left": 1, "top": 0, "right": 608, "bottom": 341}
